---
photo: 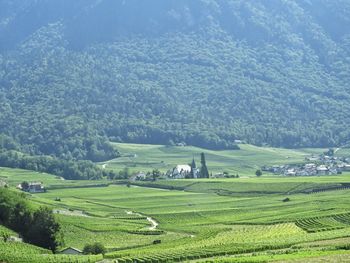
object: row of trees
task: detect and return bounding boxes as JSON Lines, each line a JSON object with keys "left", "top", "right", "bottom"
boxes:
{"left": 0, "top": 188, "right": 62, "bottom": 252}
{"left": 0, "top": 149, "right": 121, "bottom": 180}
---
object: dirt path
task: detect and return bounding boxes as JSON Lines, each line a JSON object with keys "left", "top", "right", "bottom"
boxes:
{"left": 126, "top": 210, "right": 158, "bottom": 230}
{"left": 146, "top": 216, "right": 158, "bottom": 230}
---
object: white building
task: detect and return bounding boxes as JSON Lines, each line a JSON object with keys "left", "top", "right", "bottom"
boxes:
{"left": 170, "top": 165, "right": 192, "bottom": 179}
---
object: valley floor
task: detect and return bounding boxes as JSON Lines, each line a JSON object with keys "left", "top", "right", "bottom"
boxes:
{"left": 1, "top": 144, "right": 350, "bottom": 262}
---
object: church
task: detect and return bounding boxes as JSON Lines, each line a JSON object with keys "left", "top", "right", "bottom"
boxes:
{"left": 168, "top": 158, "right": 200, "bottom": 179}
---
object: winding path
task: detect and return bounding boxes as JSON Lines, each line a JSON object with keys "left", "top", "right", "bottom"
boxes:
{"left": 126, "top": 211, "right": 158, "bottom": 230}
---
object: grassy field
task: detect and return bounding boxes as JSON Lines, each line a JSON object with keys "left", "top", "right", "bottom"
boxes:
{"left": 1, "top": 143, "right": 350, "bottom": 262}
{"left": 99, "top": 143, "right": 324, "bottom": 176}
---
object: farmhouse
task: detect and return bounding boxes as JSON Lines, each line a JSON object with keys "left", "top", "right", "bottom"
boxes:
{"left": 17, "top": 182, "right": 45, "bottom": 193}
{"left": 28, "top": 182, "right": 45, "bottom": 193}
{"left": 59, "top": 247, "right": 82, "bottom": 255}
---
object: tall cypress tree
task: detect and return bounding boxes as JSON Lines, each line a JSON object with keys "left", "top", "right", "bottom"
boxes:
{"left": 200, "top": 153, "right": 209, "bottom": 178}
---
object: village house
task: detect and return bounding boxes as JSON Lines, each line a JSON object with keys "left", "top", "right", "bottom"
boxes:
{"left": 316, "top": 165, "right": 329, "bottom": 175}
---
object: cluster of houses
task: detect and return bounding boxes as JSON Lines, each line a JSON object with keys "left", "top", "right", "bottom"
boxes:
{"left": 262, "top": 152, "right": 350, "bottom": 176}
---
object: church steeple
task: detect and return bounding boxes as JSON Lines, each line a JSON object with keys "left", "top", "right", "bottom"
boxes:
{"left": 190, "top": 156, "right": 196, "bottom": 178}
{"left": 191, "top": 157, "right": 196, "bottom": 169}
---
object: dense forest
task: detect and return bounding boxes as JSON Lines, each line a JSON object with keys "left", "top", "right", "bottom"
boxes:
{"left": 1, "top": 0, "right": 350, "bottom": 161}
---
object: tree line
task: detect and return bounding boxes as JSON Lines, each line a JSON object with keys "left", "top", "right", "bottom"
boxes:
{"left": 0, "top": 149, "right": 122, "bottom": 180}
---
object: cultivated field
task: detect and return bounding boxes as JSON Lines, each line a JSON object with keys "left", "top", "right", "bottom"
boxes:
{"left": 33, "top": 182, "right": 350, "bottom": 262}
{"left": 1, "top": 144, "right": 350, "bottom": 262}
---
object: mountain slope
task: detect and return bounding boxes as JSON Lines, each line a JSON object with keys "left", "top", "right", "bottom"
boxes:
{"left": 0, "top": 0, "right": 350, "bottom": 160}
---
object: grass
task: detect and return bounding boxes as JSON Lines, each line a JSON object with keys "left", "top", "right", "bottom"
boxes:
{"left": 99, "top": 143, "right": 324, "bottom": 175}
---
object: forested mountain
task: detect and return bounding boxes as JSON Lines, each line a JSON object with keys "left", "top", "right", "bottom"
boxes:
{"left": 1, "top": 0, "right": 350, "bottom": 161}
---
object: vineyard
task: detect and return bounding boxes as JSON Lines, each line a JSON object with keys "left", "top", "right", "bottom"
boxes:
{"left": 1, "top": 162, "right": 350, "bottom": 262}
{"left": 28, "top": 181, "right": 350, "bottom": 262}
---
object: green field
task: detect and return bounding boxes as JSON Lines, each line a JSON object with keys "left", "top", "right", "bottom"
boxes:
{"left": 0, "top": 167, "right": 110, "bottom": 190}
{"left": 1, "top": 144, "right": 350, "bottom": 262}
{"left": 100, "top": 143, "right": 324, "bottom": 176}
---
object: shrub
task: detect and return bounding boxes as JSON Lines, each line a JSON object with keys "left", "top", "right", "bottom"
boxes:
{"left": 83, "top": 242, "right": 106, "bottom": 255}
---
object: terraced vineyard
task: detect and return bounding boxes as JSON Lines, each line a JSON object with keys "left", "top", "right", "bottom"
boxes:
{"left": 27, "top": 181, "right": 350, "bottom": 262}
{"left": 2, "top": 161, "right": 350, "bottom": 262}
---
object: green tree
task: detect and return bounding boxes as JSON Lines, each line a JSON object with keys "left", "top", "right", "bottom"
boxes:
{"left": 255, "top": 169, "right": 262, "bottom": 177}
{"left": 10, "top": 202, "right": 32, "bottom": 234}
{"left": 21, "top": 181, "right": 29, "bottom": 191}
{"left": 200, "top": 153, "right": 209, "bottom": 178}
{"left": 83, "top": 242, "right": 106, "bottom": 255}
{"left": 152, "top": 169, "right": 161, "bottom": 181}
{"left": 119, "top": 167, "right": 130, "bottom": 179}
{"left": 25, "top": 207, "right": 62, "bottom": 252}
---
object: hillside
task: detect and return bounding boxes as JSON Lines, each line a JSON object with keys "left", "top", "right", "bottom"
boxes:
{"left": 101, "top": 143, "right": 322, "bottom": 176}
{"left": 1, "top": 0, "right": 350, "bottom": 160}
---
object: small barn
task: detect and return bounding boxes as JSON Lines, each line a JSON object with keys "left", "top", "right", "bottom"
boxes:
{"left": 59, "top": 247, "right": 82, "bottom": 255}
